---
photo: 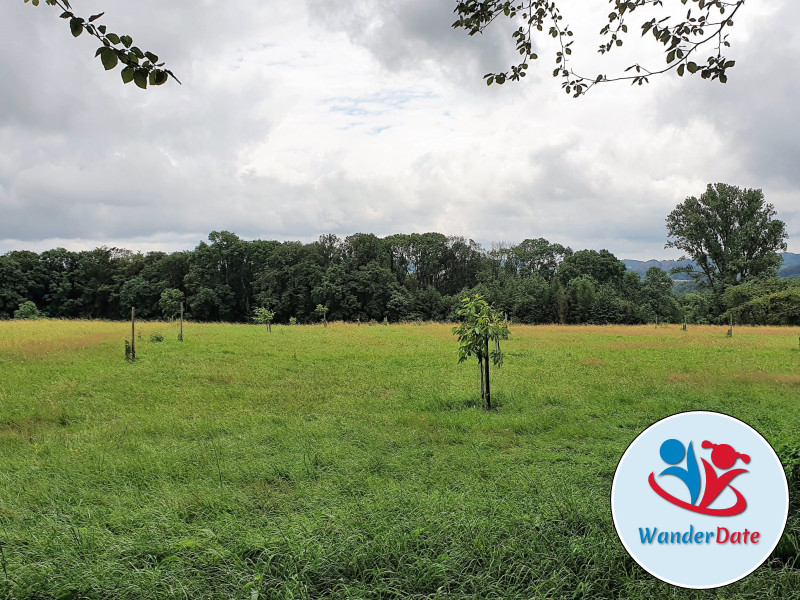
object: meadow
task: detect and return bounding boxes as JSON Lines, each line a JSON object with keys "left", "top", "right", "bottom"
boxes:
{"left": 0, "top": 319, "right": 799, "bottom": 599}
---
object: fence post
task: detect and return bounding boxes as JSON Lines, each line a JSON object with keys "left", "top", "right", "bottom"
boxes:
{"left": 131, "top": 307, "right": 136, "bottom": 361}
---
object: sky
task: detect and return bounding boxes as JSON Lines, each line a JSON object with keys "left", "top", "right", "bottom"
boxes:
{"left": 1, "top": 1, "right": 798, "bottom": 261}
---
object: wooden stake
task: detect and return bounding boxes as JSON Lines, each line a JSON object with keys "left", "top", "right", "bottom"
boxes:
{"left": 131, "top": 307, "right": 136, "bottom": 361}
{"left": 179, "top": 302, "right": 184, "bottom": 342}
{"left": 484, "top": 336, "right": 491, "bottom": 410}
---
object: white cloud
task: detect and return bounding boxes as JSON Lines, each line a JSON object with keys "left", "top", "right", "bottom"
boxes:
{"left": 1, "top": 0, "right": 798, "bottom": 261}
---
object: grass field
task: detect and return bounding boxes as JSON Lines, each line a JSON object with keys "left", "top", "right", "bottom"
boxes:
{"left": 1, "top": 320, "right": 799, "bottom": 599}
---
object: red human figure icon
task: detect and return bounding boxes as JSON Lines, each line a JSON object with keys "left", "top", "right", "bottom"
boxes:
{"left": 698, "top": 441, "right": 750, "bottom": 510}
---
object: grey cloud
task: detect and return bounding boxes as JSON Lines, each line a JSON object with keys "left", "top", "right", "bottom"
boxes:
{"left": 304, "top": 0, "right": 513, "bottom": 84}
{"left": 654, "top": 3, "right": 800, "bottom": 188}
{"left": 2, "top": 1, "right": 799, "bottom": 260}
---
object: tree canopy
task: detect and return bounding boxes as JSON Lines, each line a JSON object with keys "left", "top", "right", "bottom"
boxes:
{"left": 452, "top": 0, "right": 744, "bottom": 97}
{"left": 3, "top": 226, "right": 796, "bottom": 326}
{"left": 665, "top": 183, "right": 788, "bottom": 296}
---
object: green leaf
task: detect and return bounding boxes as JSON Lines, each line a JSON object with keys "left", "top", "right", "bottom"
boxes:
{"left": 106, "top": 33, "right": 120, "bottom": 44}
{"left": 687, "top": 62, "right": 698, "bottom": 74}
{"left": 69, "top": 17, "right": 83, "bottom": 37}
{"left": 89, "top": 12, "right": 104, "bottom": 22}
{"left": 120, "top": 35, "right": 133, "bottom": 48}
{"left": 133, "top": 69, "right": 148, "bottom": 89}
{"left": 145, "top": 52, "right": 159, "bottom": 64}
{"left": 677, "top": 63, "right": 685, "bottom": 77}
{"left": 120, "top": 66, "right": 134, "bottom": 84}
{"left": 152, "top": 70, "right": 168, "bottom": 86}
{"left": 100, "top": 48, "right": 118, "bottom": 71}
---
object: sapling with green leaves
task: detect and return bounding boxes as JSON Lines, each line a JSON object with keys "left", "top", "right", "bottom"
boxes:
{"left": 314, "top": 304, "right": 329, "bottom": 328}
{"left": 452, "top": 294, "right": 509, "bottom": 410}
{"left": 252, "top": 307, "right": 275, "bottom": 333}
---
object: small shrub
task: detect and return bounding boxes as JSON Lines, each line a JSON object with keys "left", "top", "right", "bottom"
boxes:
{"left": 289, "top": 317, "right": 297, "bottom": 326}
{"left": 13, "top": 301, "right": 43, "bottom": 320}
{"left": 150, "top": 332, "right": 164, "bottom": 343}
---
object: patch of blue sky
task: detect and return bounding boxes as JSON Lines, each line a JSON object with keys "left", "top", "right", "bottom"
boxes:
{"left": 325, "top": 90, "right": 437, "bottom": 117}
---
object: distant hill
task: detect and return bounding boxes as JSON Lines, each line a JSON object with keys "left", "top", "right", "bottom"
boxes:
{"left": 779, "top": 252, "right": 800, "bottom": 277}
{"left": 622, "top": 252, "right": 800, "bottom": 280}
{"left": 621, "top": 258, "right": 695, "bottom": 280}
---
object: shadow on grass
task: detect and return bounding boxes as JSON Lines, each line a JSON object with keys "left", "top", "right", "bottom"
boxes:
{"left": 421, "top": 394, "right": 509, "bottom": 412}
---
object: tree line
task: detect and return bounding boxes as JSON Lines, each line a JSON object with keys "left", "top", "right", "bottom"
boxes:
{"left": 6, "top": 229, "right": 791, "bottom": 325}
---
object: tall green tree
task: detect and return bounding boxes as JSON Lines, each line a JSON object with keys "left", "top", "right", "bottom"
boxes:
{"left": 510, "top": 238, "right": 571, "bottom": 281}
{"left": 641, "top": 267, "right": 680, "bottom": 323}
{"left": 557, "top": 249, "right": 626, "bottom": 288}
{"left": 665, "top": 184, "right": 788, "bottom": 299}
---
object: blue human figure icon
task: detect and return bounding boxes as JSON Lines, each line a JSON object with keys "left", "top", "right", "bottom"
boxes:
{"left": 658, "top": 439, "right": 701, "bottom": 505}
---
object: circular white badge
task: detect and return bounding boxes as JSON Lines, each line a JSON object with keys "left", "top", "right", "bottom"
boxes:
{"left": 611, "top": 411, "right": 789, "bottom": 589}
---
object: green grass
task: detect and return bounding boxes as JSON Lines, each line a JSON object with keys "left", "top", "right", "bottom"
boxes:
{"left": 0, "top": 320, "right": 799, "bottom": 599}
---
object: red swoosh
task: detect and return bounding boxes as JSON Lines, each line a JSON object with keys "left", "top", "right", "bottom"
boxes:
{"left": 648, "top": 472, "right": 747, "bottom": 516}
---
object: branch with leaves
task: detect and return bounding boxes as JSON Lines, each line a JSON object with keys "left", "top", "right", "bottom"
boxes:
{"left": 24, "top": 0, "right": 180, "bottom": 88}
{"left": 452, "top": 0, "right": 744, "bottom": 97}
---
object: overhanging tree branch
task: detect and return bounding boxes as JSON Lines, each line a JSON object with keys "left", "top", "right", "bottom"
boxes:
{"left": 24, "top": 0, "right": 180, "bottom": 88}
{"left": 453, "top": 0, "right": 745, "bottom": 97}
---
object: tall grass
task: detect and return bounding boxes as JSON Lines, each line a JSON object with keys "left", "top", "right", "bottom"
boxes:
{"left": 0, "top": 320, "right": 798, "bottom": 599}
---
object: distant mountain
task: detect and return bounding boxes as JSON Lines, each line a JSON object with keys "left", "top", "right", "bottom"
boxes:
{"left": 622, "top": 252, "right": 800, "bottom": 280}
{"left": 621, "top": 258, "right": 695, "bottom": 280}
{"left": 779, "top": 252, "right": 800, "bottom": 277}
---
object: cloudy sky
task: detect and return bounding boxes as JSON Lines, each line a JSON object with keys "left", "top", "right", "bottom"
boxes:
{"left": 2, "top": 1, "right": 798, "bottom": 260}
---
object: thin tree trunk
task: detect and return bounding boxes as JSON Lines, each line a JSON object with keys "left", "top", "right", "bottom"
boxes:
{"left": 484, "top": 336, "right": 491, "bottom": 410}
{"left": 478, "top": 354, "right": 484, "bottom": 399}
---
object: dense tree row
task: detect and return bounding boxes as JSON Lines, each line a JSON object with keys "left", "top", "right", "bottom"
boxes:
{"left": 1, "top": 230, "right": 795, "bottom": 325}
{"left": 1, "top": 231, "right": 682, "bottom": 325}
